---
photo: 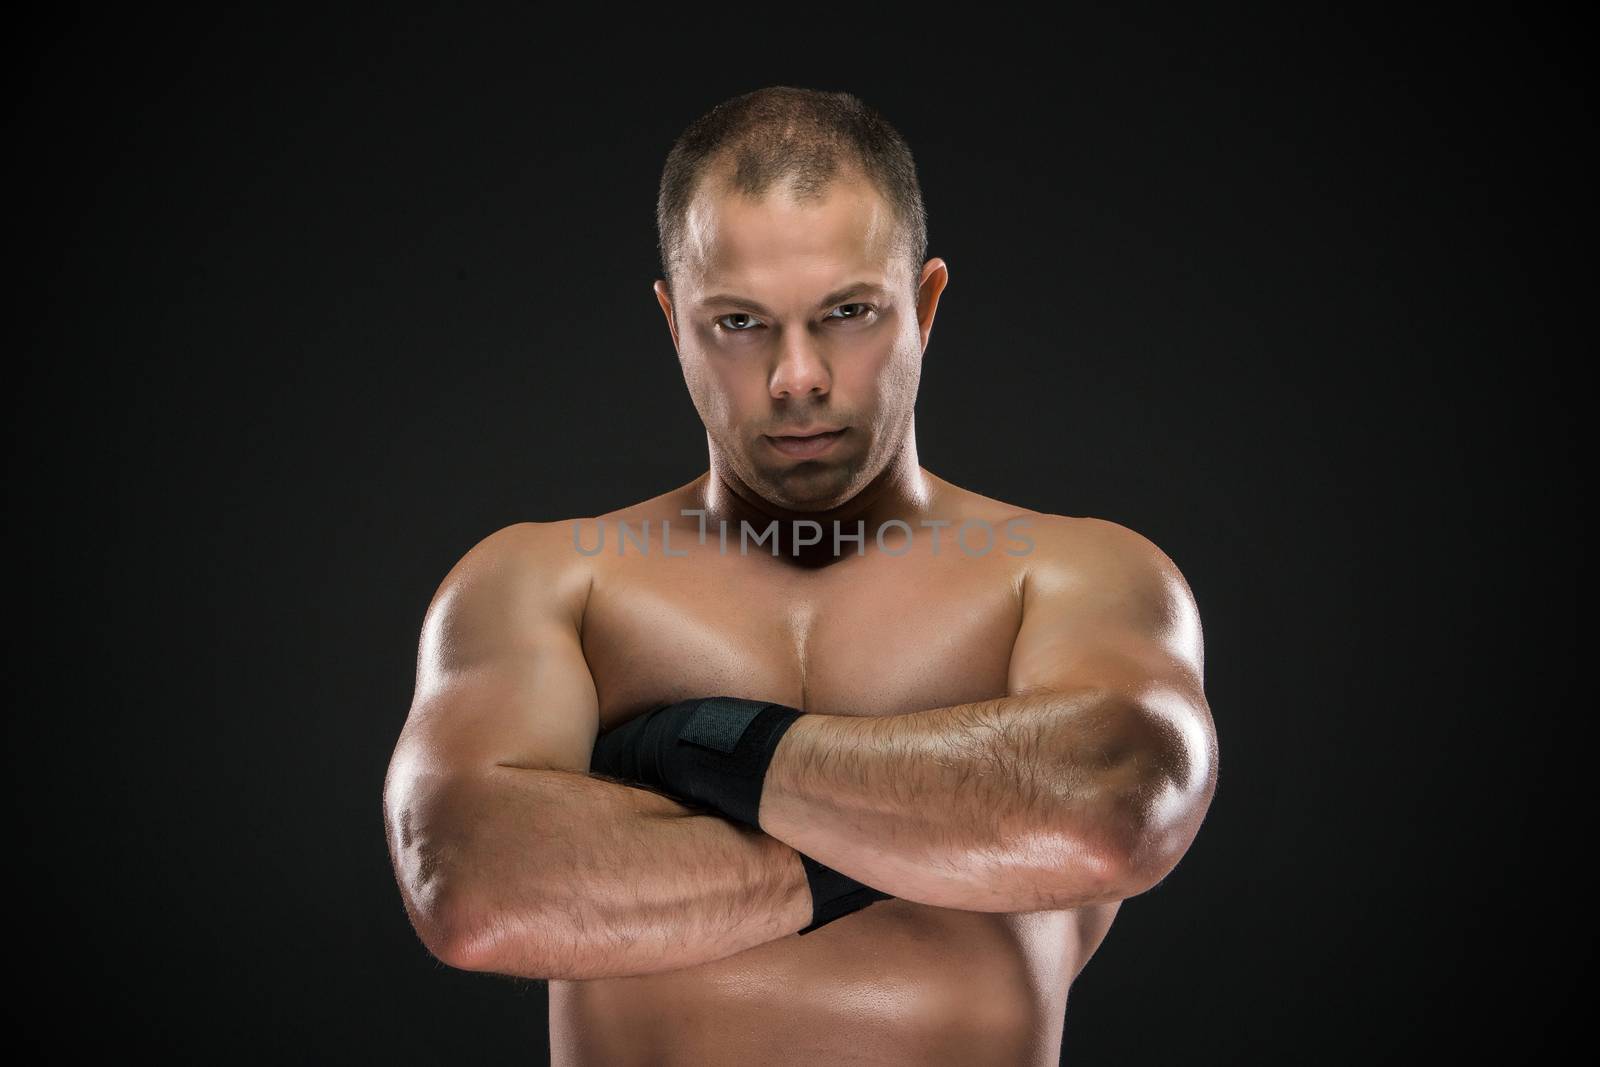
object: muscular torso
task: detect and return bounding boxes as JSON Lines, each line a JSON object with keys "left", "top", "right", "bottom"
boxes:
{"left": 546, "top": 477, "right": 1121, "bottom": 1066}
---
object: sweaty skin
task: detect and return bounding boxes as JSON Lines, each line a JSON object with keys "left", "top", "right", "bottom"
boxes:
{"left": 547, "top": 476, "right": 1129, "bottom": 1067}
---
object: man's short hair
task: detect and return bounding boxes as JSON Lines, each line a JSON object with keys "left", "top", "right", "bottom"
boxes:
{"left": 656, "top": 86, "right": 929, "bottom": 304}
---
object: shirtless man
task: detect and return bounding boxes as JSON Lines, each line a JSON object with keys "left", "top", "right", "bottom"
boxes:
{"left": 382, "top": 86, "right": 1218, "bottom": 1066}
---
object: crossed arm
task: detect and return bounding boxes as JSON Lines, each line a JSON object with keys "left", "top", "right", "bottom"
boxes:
{"left": 753, "top": 517, "right": 1218, "bottom": 912}
{"left": 385, "top": 516, "right": 1218, "bottom": 975}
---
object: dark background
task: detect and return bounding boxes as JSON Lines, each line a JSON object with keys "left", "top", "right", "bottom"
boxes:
{"left": 9, "top": 6, "right": 1580, "bottom": 1063}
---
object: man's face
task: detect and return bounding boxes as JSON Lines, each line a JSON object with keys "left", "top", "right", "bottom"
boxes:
{"left": 655, "top": 168, "right": 937, "bottom": 513}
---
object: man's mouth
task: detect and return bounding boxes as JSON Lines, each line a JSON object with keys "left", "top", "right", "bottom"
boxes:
{"left": 765, "top": 428, "right": 847, "bottom": 459}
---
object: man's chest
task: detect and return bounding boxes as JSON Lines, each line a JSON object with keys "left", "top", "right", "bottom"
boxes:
{"left": 579, "top": 548, "right": 1026, "bottom": 730}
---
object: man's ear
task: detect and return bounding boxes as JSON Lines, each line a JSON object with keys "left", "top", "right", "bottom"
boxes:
{"left": 916, "top": 258, "right": 949, "bottom": 354}
{"left": 653, "top": 280, "right": 679, "bottom": 352}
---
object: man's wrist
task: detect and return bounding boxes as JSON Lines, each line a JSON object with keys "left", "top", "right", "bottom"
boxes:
{"left": 590, "top": 696, "right": 805, "bottom": 829}
{"left": 795, "top": 851, "right": 894, "bottom": 934}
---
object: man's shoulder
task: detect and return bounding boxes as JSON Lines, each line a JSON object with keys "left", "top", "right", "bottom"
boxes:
{"left": 942, "top": 481, "right": 1163, "bottom": 564}
{"left": 458, "top": 518, "right": 592, "bottom": 564}
{"left": 433, "top": 519, "right": 598, "bottom": 622}
{"left": 461, "top": 480, "right": 697, "bottom": 564}
{"left": 928, "top": 479, "right": 1174, "bottom": 574}
{"left": 949, "top": 484, "right": 1183, "bottom": 593}
{"left": 1009, "top": 510, "right": 1200, "bottom": 642}
{"left": 1014, "top": 511, "right": 1172, "bottom": 566}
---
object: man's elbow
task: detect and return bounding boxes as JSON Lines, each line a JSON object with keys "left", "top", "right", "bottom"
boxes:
{"left": 385, "top": 807, "right": 505, "bottom": 972}
{"left": 415, "top": 893, "right": 490, "bottom": 971}
{"left": 385, "top": 762, "right": 514, "bottom": 972}
{"left": 1100, "top": 691, "right": 1218, "bottom": 898}
{"left": 1112, "top": 828, "right": 1192, "bottom": 900}
{"left": 1108, "top": 754, "right": 1218, "bottom": 899}
{"left": 392, "top": 875, "right": 497, "bottom": 972}
{"left": 413, "top": 881, "right": 560, "bottom": 978}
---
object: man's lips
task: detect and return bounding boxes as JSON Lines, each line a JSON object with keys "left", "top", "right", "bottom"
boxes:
{"left": 765, "top": 428, "right": 847, "bottom": 458}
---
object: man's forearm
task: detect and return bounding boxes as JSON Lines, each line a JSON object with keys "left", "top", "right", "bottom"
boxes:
{"left": 756, "top": 689, "right": 1150, "bottom": 912}
{"left": 395, "top": 765, "right": 812, "bottom": 980}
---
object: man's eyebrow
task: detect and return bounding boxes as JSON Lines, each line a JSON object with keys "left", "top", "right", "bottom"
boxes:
{"left": 695, "top": 282, "right": 888, "bottom": 315}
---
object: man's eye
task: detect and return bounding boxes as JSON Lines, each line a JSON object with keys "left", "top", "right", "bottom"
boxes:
{"left": 828, "top": 303, "right": 875, "bottom": 322}
{"left": 716, "top": 313, "right": 762, "bottom": 332}
{"left": 715, "top": 304, "right": 874, "bottom": 333}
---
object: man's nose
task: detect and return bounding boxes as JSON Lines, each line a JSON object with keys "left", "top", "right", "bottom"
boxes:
{"left": 769, "top": 335, "right": 832, "bottom": 400}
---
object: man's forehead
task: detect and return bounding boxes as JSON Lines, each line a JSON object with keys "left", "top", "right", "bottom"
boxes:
{"left": 680, "top": 173, "right": 900, "bottom": 292}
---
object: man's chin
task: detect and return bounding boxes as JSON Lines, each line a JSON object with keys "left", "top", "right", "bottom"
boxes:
{"left": 750, "top": 465, "right": 858, "bottom": 512}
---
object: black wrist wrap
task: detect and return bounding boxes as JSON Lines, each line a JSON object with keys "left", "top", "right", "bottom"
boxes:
{"left": 797, "top": 852, "right": 894, "bottom": 935}
{"left": 672, "top": 697, "right": 806, "bottom": 829}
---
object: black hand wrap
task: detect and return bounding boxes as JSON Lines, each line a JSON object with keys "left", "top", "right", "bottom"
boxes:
{"left": 797, "top": 853, "right": 894, "bottom": 935}
{"left": 589, "top": 696, "right": 806, "bottom": 829}
{"left": 590, "top": 695, "right": 895, "bottom": 933}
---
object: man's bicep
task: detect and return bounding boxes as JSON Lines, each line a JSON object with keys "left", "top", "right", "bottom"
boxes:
{"left": 396, "top": 522, "right": 600, "bottom": 778}
{"left": 1007, "top": 517, "right": 1206, "bottom": 704}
